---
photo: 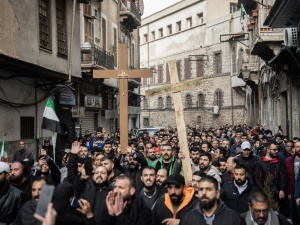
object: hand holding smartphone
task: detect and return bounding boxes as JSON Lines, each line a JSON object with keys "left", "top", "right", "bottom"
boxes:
{"left": 35, "top": 185, "right": 55, "bottom": 218}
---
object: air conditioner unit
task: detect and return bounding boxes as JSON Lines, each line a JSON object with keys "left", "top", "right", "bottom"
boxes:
{"left": 71, "top": 107, "right": 85, "bottom": 118}
{"left": 284, "top": 28, "right": 297, "bottom": 47}
{"left": 212, "top": 105, "right": 220, "bottom": 115}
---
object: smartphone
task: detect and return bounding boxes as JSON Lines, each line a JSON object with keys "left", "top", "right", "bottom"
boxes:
{"left": 35, "top": 184, "right": 55, "bottom": 218}
{"left": 70, "top": 197, "right": 81, "bottom": 209}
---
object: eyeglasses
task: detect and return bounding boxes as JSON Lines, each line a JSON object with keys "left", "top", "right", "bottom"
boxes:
{"left": 251, "top": 208, "right": 269, "bottom": 215}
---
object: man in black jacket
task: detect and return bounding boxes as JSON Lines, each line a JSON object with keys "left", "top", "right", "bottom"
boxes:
{"left": 0, "top": 162, "right": 25, "bottom": 225}
{"left": 104, "top": 175, "right": 152, "bottom": 225}
{"left": 180, "top": 175, "right": 246, "bottom": 225}
{"left": 241, "top": 189, "right": 291, "bottom": 225}
{"left": 221, "top": 164, "right": 257, "bottom": 214}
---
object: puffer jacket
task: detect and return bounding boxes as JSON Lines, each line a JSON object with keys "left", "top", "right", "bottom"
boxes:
{"left": 0, "top": 184, "right": 25, "bottom": 225}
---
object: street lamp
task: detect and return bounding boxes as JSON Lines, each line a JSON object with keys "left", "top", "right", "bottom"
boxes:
{"left": 238, "top": 67, "right": 250, "bottom": 80}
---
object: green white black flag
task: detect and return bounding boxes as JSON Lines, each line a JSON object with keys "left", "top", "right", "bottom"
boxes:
{"left": 42, "top": 98, "right": 64, "bottom": 134}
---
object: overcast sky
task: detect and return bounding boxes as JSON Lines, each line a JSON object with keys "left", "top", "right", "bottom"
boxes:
{"left": 142, "top": 0, "right": 181, "bottom": 18}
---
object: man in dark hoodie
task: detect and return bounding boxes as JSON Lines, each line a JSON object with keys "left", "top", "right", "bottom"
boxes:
{"left": 180, "top": 175, "right": 246, "bottom": 225}
{"left": 68, "top": 141, "right": 112, "bottom": 225}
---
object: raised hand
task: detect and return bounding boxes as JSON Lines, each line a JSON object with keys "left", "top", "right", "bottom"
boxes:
{"left": 106, "top": 191, "right": 115, "bottom": 216}
{"left": 71, "top": 141, "right": 82, "bottom": 155}
{"left": 113, "top": 191, "right": 127, "bottom": 216}
{"left": 77, "top": 199, "right": 93, "bottom": 218}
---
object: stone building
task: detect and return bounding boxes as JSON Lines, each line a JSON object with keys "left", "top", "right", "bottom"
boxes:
{"left": 140, "top": 0, "right": 252, "bottom": 128}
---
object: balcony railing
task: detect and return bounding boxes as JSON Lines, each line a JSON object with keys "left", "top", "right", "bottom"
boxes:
{"left": 120, "top": 0, "right": 141, "bottom": 26}
{"left": 81, "top": 44, "right": 114, "bottom": 69}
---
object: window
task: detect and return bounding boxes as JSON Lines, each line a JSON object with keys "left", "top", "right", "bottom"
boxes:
{"left": 144, "top": 34, "right": 148, "bottom": 43}
{"left": 166, "top": 63, "right": 170, "bottom": 82}
{"left": 113, "top": 27, "right": 117, "bottom": 67}
{"left": 176, "top": 60, "right": 182, "bottom": 81}
{"left": 158, "top": 97, "right": 164, "bottom": 109}
{"left": 84, "top": 18, "right": 94, "bottom": 44}
{"left": 197, "top": 115, "right": 202, "bottom": 124}
{"left": 167, "top": 25, "right": 172, "bottom": 35}
{"left": 143, "top": 78, "right": 147, "bottom": 85}
{"left": 232, "top": 44, "right": 237, "bottom": 74}
{"left": 214, "top": 89, "right": 223, "bottom": 106}
{"left": 184, "top": 58, "right": 191, "bottom": 79}
{"left": 39, "top": 0, "right": 51, "bottom": 50}
{"left": 230, "top": 3, "right": 239, "bottom": 14}
{"left": 186, "top": 17, "right": 192, "bottom": 28}
{"left": 102, "top": 18, "right": 107, "bottom": 50}
{"left": 143, "top": 118, "right": 149, "bottom": 126}
{"left": 196, "top": 56, "right": 204, "bottom": 77}
{"left": 131, "top": 43, "right": 135, "bottom": 68}
{"left": 158, "top": 65, "right": 163, "bottom": 83}
{"left": 214, "top": 52, "right": 222, "bottom": 74}
{"left": 159, "top": 28, "right": 163, "bottom": 38}
{"left": 166, "top": 96, "right": 172, "bottom": 109}
{"left": 151, "top": 31, "right": 155, "bottom": 40}
{"left": 186, "top": 94, "right": 192, "bottom": 108}
{"left": 21, "top": 117, "right": 34, "bottom": 139}
{"left": 143, "top": 98, "right": 149, "bottom": 109}
{"left": 197, "top": 93, "right": 205, "bottom": 107}
{"left": 56, "top": 0, "right": 67, "bottom": 56}
{"left": 197, "top": 13, "right": 204, "bottom": 24}
{"left": 176, "top": 21, "right": 181, "bottom": 32}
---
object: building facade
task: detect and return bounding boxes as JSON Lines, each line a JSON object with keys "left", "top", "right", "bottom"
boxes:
{"left": 140, "top": 0, "right": 253, "bottom": 128}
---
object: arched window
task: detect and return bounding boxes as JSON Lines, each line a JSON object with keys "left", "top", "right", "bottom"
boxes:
{"left": 158, "top": 97, "right": 164, "bottom": 109}
{"left": 166, "top": 96, "right": 172, "bottom": 109}
{"left": 143, "top": 98, "right": 148, "bottom": 109}
{"left": 197, "top": 93, "right": 205, "bottom": 107}
{"left": 185, "top": 94, "right": 192, "bottom": 108}
{"left": 214, "top": 89, "right": 223, "bottom": 106}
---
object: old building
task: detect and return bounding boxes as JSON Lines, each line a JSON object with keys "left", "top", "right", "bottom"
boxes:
{"left": 241, "top": 0, "right": 300, "bottom": 137}
{"left": 140, "top": 0, "right": 252, "bottom": 128}
{"left": 0, "top": 0, "right": 81, "bottom": 161}
{"left": 78, "top": 0, "right": 143, "bottom": 134}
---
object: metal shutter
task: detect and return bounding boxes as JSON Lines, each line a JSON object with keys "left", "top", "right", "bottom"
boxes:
{"left": 81, "top": 110, "right": 95, "bottom": 135}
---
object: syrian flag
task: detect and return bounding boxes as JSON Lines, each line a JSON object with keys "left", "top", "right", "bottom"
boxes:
{"left": 0, "top": 135, "right": 8, "bottom": 162}
{"left": 42, "top": 98, "right": 64, "bottom": 134}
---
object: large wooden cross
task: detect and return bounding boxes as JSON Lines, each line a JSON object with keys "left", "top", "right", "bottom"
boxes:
{"left": 145, "top": 60, "right": 203, "bottom": 185}
{"left": 93, "top": 44, "right": 153, "bottom": 153}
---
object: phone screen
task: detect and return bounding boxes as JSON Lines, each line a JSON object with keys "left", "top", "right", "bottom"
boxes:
{"left": 70, "top": 197, "right": 81, "bottom": 209}
{"left": 35, "top": 185, "right": 55, "bottom": 217}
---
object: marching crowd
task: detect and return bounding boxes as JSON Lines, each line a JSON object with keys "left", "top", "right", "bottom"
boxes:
{"left": 0, "top": 124, "right": 300, "bottom": 225}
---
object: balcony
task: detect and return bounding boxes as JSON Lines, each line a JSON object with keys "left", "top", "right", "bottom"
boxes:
{"left": 81, "top": 43, "right": 114, "bottom": 71}
{"left": 120, "top": 0, "right": 141, "bottom": 32}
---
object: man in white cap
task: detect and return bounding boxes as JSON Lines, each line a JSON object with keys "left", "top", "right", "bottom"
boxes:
{"left": 0, "top": 162, "right": 25, "bottom": 224}
{"left": 237, "top": 141, "right": 259, "bottom": 185}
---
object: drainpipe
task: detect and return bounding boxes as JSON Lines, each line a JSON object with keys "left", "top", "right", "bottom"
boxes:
{"left": 35, "top": 79, "right": 39, "bottom": 160}
{"left": 68, "top": 0, "right": 76, "bottom": 82}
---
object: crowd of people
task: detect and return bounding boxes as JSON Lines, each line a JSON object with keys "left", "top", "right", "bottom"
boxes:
{"left": 0, "top": 124, "right": 300, "bottom": 225}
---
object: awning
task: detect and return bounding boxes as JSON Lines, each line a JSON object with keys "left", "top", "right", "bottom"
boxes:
{"left": 268, "top": 46, "right": 297, "bottom": 64}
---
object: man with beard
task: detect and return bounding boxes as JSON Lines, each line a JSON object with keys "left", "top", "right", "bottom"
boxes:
{"left": 13, "top": 177, "right": 47, "bottom": 225}
{"left": 172, "top": 147, "right": 201, "bottom": 175}
{"left": 199, "top": 152, "right": 221, "bottom": 186}
{"left": 100, "top": 156, "right": 122, "bottom": 187}
{"left": 13, "top": 140, "right": 34, "bottom": 162}
{"left": 153, "top": 144, "right": 176, "bottom": 176}
{"left": 284, "top": 141, "right": 300, "bottom": 225}
{"left": 104, "top": 175, "right": 152, "bottom": 225}
{"left": 0, "top": 162, "right": 25, "bottom": 225}
{"left": 180, "top": 175, "right": 246, "bottom": 225}
{"left": 10, "top": 161, "right": 34, "bottom": 201}
{"left": 138, "top": 166, "right": 165, "bottom": 209}
{"left": 222, "top": 156, "right": 239, "bottom": 185}
{"left": 89, "top": 128, "right": 106, "bottom": 151}
{"left": 191, "top": 170, "right": 205, "bottom": 197}
{"left": 146, "top": 148, "right": 158, "bottom": 166}
{"left": 78, "top": 146, "right": 89, "bottom": 158}
{"left": 68, "top": 141, "right": 111, "bottom": 224}
{"left": 220, "top": 164, "right": 257, "bottom": 214}
{"left": 218, "top": 158, "right": 227, "bottom": 178}
{"left": 255, "top": 142, "right": 287, "bottom": 217}
{"left": 152, "top": 174, "right": 198, "bottom": 225}
{"left": 156, "top": 168, "right": 168, "bottom": 187}
{"left": 241, "top": 189, "right": 290, "bottom": 225}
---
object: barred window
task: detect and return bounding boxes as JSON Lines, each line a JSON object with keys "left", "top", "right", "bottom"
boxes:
{"left": 166, "top": 63, "right": 170, "bottom": 82}
{"left": 143, "top": 98, "right": 149, "bottom": 109}
{"left": 214, "top": 52, "right": 222, "bottom": 74}
{"left": 21, "top": 117, "right": 34, "bottom": 139}
{"left": 214, "top": 89, "right": 223, "bottom": 106}
{"left": 186, "top": 94, "right": 192, "bottom": 108}
{"left": 196, "top": 56, "right": 204, "bottom": 77}
{"left": 198, "top": 93, "right": 205, "bottom": 107}
{"left": 143, "top": 117, "right": 149, "bottom": 126}
{"left": 39, "top": 0, "right": 51, "bottom": 50}
{"left": 158, "top": 97, "right": 164, "bottom": 109}
{"left": 56, "top": 0, "right": 67, "bottom": 56}
{"left": 166, "top": 96, "right": 172, "bottom": 109}
{"left": 184, "top": 58, "right": 191, "bottom": 79}
{"left": 176, "top": 60, "right": 182, "bottom": 81}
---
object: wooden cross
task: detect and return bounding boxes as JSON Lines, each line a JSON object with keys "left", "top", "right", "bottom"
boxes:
{"left": 93, "top": 44, "right": 153, "bottom": 153}
{"left": 145, "top": 60, "right": 203, "bottom": 185}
